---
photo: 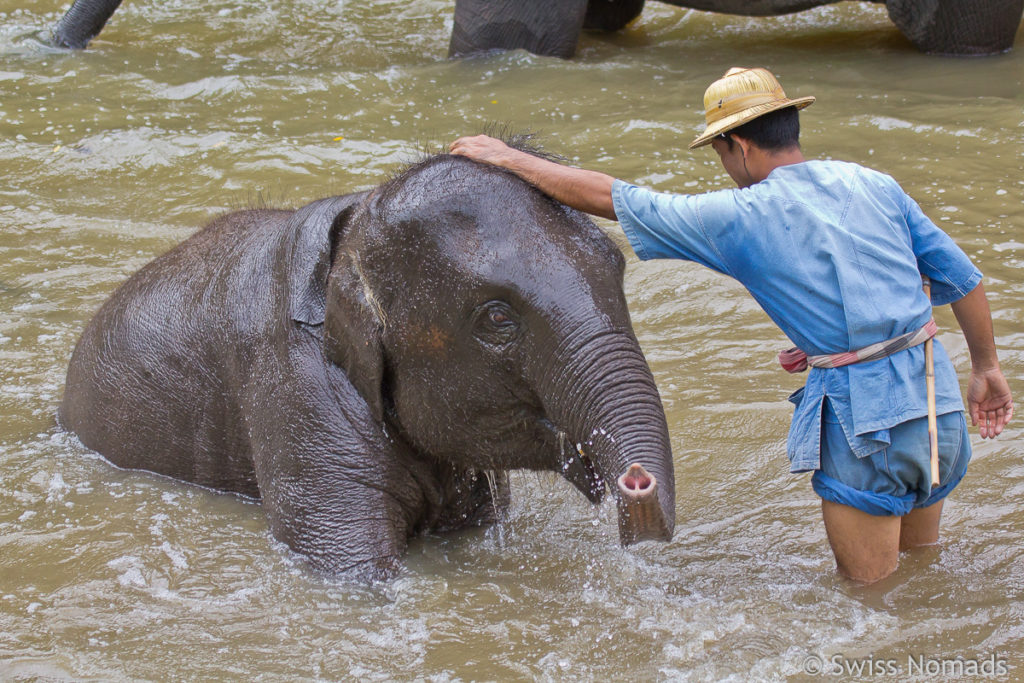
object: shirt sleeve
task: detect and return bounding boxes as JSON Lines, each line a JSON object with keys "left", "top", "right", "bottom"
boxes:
{"left": 898, "top": 188, "right": 982, "bottom": 306}
{"left": 611, "top": 180, "right": 731, "bottom": 274}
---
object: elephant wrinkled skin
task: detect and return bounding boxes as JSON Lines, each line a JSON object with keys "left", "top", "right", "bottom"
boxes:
{"left": 59, "top": 150, "right": 677, "bottom": 579}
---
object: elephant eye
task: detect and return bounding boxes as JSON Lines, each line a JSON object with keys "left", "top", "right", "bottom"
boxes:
{"left": 474, "top": 301, "right": 520, "bottom": 345}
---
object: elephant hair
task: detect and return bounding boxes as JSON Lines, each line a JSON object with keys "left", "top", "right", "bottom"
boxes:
{"left": 374, "top": 127, "right": 573, "bottom": 214}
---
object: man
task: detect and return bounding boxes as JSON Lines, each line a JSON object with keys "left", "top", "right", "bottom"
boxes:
{"left": 450, "top": 67, "right": 1014, "bottom": 584}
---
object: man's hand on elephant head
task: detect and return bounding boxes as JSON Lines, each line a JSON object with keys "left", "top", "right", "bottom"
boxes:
{"left": 449, "top": 135, "right": 514, "bottom": 168}
{"left": 451, "top": 135, "right": 618, "bottom": 221}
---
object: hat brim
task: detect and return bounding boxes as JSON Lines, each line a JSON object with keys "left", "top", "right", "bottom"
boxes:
{"left": 688, "top": 96, "right": 815, "bottom": 149}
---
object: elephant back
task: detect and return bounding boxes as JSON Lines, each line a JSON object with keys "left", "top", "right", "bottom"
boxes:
{"left": 60, "top": 207, "right": 296, "bottom": 494}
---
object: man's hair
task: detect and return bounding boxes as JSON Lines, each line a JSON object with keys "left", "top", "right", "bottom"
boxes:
{"left": 725, "top": 106, "right": 801, "bottom": 152}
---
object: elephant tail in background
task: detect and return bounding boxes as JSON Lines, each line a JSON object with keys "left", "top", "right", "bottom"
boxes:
{"left": 52, "top": 0, "right": 123, "bottom": 49}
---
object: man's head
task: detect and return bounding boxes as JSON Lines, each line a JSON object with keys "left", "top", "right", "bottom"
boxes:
{"left": 717, "top": 105, "right": 801, "bottom": 153}
{"left": 690, "top": 67, "right": 813, "bottom": 149}
{"left": 692, "top": 67, "right": 814, "bottom": 187}
{"left": 710, "top": 107, "right": 802, "bottom": 187}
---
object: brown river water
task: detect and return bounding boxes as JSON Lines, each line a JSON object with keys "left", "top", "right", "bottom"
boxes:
{"left": 1, "top": 1, "right": 1022, "bottom": 680}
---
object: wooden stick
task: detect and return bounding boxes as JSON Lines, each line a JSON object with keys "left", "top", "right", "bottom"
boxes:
{"left": 922, "top": 276, "right": 940, "bottom": 487}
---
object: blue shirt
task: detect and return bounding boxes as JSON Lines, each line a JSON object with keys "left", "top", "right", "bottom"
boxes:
{"left": 612, "top": 160, "right": 982, "bottom": 472}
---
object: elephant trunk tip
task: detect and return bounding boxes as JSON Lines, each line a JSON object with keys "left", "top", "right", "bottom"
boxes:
{"left": 615, "top": 462, "right": 673, "bottom": 545}
{"left": 618, "top": 463, "right": 654, "bottom": 496}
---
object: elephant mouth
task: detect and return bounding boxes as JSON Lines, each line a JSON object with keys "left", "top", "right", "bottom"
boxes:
{"left": 539, "top": 418, "right": 606, "bottom": 504}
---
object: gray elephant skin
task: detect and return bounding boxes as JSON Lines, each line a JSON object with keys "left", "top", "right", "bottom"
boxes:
{"left": 58, "top": 150, "right": 677, "bottom": 579}
{"left": 451, "top": 0, "right": 1024, "bottom": 57}
{"left": 50, "top": 0, "right": 1024, "bottom": 56}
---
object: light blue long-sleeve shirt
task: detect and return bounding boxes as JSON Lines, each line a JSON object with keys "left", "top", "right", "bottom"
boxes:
{"left": 612, "top": 160, "right": 981, "bottom": 472}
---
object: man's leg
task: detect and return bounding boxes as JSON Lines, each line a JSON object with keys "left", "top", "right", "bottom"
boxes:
{"left": 821, "top": 499, "right": 901, "bottom": 583}
{"left": 899, "top": 499, "right": 943, "bottom": 550}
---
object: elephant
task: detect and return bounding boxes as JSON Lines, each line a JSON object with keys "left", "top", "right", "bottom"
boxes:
{"left": 58, "top": 140, "right": 677, "bottom": 580}
{"left": 450, "top": 0, "right": 1024, "bottom": 57}
{"left": 49, "top": 0, "right": 1024, "bottom": 56}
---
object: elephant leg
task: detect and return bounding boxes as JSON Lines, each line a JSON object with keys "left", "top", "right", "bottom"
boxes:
{"left": 52, "top": 0, "right": 123, "bottom": 49}
{"left": 449, "top": 0, "right": 590, "bottom": 58}
{"left": 584, "top": 0, "right": 646, "bottom": 31}
{"left": 886, "top": 0, "right": 1024, "bottom": 56}
{"left": 241, "top": 343, "right": 434, "bottom": 579}
{"left": 250, "top": 423, "right": 420, "bottom": 579}
{"left": 264, "top": 471, "right": 414, "bottom": 578}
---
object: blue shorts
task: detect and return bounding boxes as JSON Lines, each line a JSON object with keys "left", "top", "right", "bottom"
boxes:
{"left": 811, "top": 398, "right": 971, "bottom": 517}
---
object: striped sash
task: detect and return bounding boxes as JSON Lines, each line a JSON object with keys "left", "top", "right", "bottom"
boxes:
{"left": 779, "top": 319, "right": 938, "bottom": 374}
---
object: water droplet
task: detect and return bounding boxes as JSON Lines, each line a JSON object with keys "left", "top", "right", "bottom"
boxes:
{"left": 484, "top": 470, "right": 506, "bottom": 547}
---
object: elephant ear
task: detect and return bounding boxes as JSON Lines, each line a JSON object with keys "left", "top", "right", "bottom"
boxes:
{"left": 322, "top": 247, "right": 386, "bottom": 423}
{"left": 288, "top": 194, "right": 366, "bottom": 326}
{"left": 285, "top": 192, "right": 385, "bottom": 421}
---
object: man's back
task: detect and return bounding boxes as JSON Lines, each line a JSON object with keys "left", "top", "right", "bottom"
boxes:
{"left": 613, "top": 160, "right": 977, "bottom": 355}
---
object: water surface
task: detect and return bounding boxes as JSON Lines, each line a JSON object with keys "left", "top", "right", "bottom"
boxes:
{"left": 1, "top": 1, "right": 1022, "bottom": 679}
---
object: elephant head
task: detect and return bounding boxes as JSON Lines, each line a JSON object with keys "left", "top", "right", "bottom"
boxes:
{"left": 311, "top": 151, "right": 675, "bottom": 545}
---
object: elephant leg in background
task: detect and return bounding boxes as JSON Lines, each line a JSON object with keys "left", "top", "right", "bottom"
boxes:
{"left": 584, "top": 0, "right": 646, "bottom": 31}
{"left": 52, "top": 0, "right": 123, "bottom": 49}
{"left": 885, "top": 0, "right": 1024, "bottom": 56}
{"left": 449, "top": 0, "right": 590, "bottom": 58}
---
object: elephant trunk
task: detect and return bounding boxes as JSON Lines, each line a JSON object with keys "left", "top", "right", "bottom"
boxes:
{"left": 52, "top": 0, "right": 123, "bottom": 49}
{"left": 617, "top": 463, "right": 671, "bottom": 543}
{"left": 542, "top": 324, "right": 675, "bottom": 545}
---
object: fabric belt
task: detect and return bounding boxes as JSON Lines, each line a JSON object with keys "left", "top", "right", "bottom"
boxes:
{"left": 779, "top": 319, "right": 938, "bottom": 373}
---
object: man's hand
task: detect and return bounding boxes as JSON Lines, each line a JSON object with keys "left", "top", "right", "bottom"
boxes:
{"left": 449, "top": 134, "right": 619, "bottom": 221}
{"left": 950, "top": 281, "right": 1014, "bottom": 438}
{"left": 449, "top": 135, "right": 514, "bottom": 167}
{"left": 966, "top": 367, "right": 1013, "bottom": 438}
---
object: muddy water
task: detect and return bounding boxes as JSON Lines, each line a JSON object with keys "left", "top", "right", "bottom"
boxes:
{"left": 1, "top": 0, "right": 1022, "bottom": 679}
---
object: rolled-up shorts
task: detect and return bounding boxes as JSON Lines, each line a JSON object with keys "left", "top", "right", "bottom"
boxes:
{"left": 811, "top": 398, "right": 971, "bottom": 517}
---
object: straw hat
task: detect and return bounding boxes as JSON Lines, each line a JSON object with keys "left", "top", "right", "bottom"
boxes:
{"left": 689, "top": 67, "right": 815, "bottom": 149}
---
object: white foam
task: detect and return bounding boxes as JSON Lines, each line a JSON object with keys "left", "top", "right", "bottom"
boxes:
{"left": 160, "top": 542, "right": 189, "bottom": 570}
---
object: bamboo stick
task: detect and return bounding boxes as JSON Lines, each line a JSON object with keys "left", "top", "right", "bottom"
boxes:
{"left": 922, "top": 276, "right": 940, "bottom": 487}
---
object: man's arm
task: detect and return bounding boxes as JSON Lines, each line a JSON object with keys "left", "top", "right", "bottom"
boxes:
{"left": 949, "top": 281, "right": 1014, "bottom": 438}
{"left": 450, "top": 135, "right": 618, "bottom": 221}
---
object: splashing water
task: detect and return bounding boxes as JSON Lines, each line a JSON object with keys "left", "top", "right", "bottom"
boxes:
{"left": 484, "top": 469, "right": 507, "bottom": 546}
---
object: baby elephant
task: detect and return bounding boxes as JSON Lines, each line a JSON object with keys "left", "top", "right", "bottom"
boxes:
{"left": 60, "top": 148, "right": 676, "bottom": 579}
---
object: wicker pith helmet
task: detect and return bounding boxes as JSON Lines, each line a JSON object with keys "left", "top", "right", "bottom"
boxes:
{"left": 689, "top": 67, "right": 815, "bottom": 149}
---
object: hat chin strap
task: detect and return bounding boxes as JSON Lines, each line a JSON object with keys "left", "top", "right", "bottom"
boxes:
{"left": 734, "top": 138, "right": 756, "bottom": 188}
